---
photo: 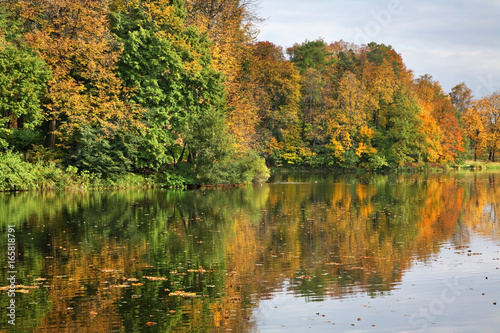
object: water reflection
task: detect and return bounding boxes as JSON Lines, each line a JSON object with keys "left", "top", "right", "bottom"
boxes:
{"left": 1, "top": 172, "right": 499, "bottom": 332}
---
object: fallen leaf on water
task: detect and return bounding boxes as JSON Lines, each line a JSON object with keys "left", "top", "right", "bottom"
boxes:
{"left": 143, "top": 276, "right": 168, "bottom": 281}
{"left": 169, "top": 291, "right": 197, "bottom": 297}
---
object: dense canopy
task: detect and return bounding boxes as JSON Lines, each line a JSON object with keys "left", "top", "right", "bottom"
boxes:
{"left": 0, "top": 0, "right": 498, "bottom": 189}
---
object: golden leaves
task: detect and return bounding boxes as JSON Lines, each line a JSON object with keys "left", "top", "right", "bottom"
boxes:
{"left": 13, "top": 0, "right": 144, "bottom": 144}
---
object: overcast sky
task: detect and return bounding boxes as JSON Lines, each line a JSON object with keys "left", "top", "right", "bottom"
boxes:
{"left": 256, "top": 0, "right": 500, "bottom": 98}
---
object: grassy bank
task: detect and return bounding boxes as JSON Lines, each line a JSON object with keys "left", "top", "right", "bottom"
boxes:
{"left": 0, "top": 150, "right": 270, "bottom": 191}
{"left": 0, "top": 150, "right": 156, "bottom": 191}
{"left": 3, "top": 150, "right": 500, "bottom": 192}
{"left": 457, "top": 160, "right": 500, "bottom": 170}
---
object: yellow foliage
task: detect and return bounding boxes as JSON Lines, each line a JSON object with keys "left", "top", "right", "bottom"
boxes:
{"left": 356, "top": 142, "right": 377, "bottom": 157}
{"left": 417, "top": 101, "right": 443, "bottom": 162}
{"left": 12, "top": 0, "right": 144, "bottom": 146}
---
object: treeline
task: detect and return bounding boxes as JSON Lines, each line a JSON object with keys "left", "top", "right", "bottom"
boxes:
{"left": 0, "top": 0, "right": 270, "bottom": 187}
{"left": 0, "top": 0, "right": 498, "bottom": 188}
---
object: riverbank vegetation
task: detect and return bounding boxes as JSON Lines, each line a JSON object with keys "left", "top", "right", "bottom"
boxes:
{"left": 1, "top": 0, "right": 499, "bottom": 190}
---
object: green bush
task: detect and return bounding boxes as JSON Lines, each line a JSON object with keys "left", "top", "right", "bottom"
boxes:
{"left": 195, "top": 150, "right": 270, "bottom": 185}
{"left": 4, "top": 129, "right": 44, "bottom": 152}
{"left": 0, "top": 151, "right": 37, "bottom": 190}
{"left": 158, "top": 172, "right": 188, "bottom": 188}
{"left": 67, "top": 126, "right": 139, "bottom": 179}
{"left": 366, "top": 154, "right": 389, "bottom": 171}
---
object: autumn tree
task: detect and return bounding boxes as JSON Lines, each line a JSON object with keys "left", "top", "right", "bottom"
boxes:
{"left": 463, "top": 100, "right": 488, "bottom": 161}
{"left": 415, "top": 75, "right": 465, "bottom": 163}
{"left": 477, "top": 93, "right": 500, "bottom": 161}
{"left": 450, "top": 82, "right": 473, "bottom": 117}
{"left": 287, "top": 40, "right": 337, "bottom": 149}
{"left": 12, "top": 0, "right": 141, "bottom": 142}
{"left": 325, "top": 71, "right": 369, "bottom": 165}
{"left": 362, "top": 44, "right": 400, "bottom": 129}
{"left": 184, "top": 0, "right": 261, "bottom": 152}
{"left": 110, "top": 0, "right": 267, "bottom": 183}
{"left": 4, "top": 0, "right": 143, "bottom": 177}
{"left": 246, "top": 42, "right": 308, "bottom": 165}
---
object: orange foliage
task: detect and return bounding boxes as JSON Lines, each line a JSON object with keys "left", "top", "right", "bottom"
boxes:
{"left": 9, "top": 0, "right": 142, "bottom": 147}
{"left": 414, "top": 75, "right": 464, "bottom": 162}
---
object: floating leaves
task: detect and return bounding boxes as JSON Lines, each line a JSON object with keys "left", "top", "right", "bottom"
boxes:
{"left": 109, "top": 284, "right": 131, "bottom": 288}
{"left": 0, "top": 285, "right": 40, "bottom": 293}
{"left": 143, "top": 276, "right": 168, "bottom": 281}
{"left": 187, "top": 267, "right": 212, "bottom": 273}
{"left": 168, "top": 291, "right": 197, "bottom": 298}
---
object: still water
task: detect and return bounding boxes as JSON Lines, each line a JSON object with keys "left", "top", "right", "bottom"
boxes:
{"left": 1, "top": 171, "right": 499, "bottom": 332}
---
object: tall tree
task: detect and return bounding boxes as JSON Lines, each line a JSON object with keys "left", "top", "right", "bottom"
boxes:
{"left": 450, "top": 82, "right": 473, "bottom": 117}
{"left": 243, "top": 41, "right": 311, "bottom": 165}
{"left": 248, "top": 43, "right": 301, "bottom": 141}
{"left": 0, "top": 9, "right": 50, "bottom": 149}
{"left": 184, "top": 0, "right": 261, "bottom": 152}
{"left": 110, "top": 0, "right": 228, "bottom": 170}
{"left": 287, "top": 40, "right": 336, "bottom": 148}
{"left": 481, "top": 93, "right": 500, "bottom": 161}
{"left": 8, "top": 0, "right": 141, "bottom": 150}
{"left": 415, "top": 75, "right": 465, "bottom": 162}
{"left": 463, "top": 100, "right": 488, "bottom": 161}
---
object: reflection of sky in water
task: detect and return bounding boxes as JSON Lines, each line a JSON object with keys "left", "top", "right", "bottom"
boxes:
{"left": 254, "top": 237, "right": 500, "bottom": 332}
{"left": 2, "top": 172, "right": 499, "bottom": 332}
{"left": 482, "top": 203, "right": 497, "bottom": 221}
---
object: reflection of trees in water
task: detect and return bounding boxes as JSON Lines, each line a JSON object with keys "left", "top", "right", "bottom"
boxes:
{"left": 231, "top": 172, "right": 499, "bottom": 306}
{"left": 462, "top": 173, "right": 500, "bottom": 239}
{"left": 36, "top": 240, "right": 146, "bottom": 332}
{"left": 1, "top": 172, "right": 499, "bottom": 332}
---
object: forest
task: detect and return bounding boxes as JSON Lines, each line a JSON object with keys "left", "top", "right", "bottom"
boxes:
{"left": 1, "top": 0, "right": 499, "bottom": 189}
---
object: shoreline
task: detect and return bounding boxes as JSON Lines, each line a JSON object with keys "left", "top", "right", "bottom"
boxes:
{"left": 2, "top": 160, "right": 500, "bottom": 192}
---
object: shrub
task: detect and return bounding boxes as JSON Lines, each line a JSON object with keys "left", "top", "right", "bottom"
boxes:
{"left": 0, "top": 151, "right": 37, "bottom": 190}
{"left": 67, "top": 126, "right": 139, "bottom": 179}
{"left": 4, "top": 129, "right": 44, "bottom": 152}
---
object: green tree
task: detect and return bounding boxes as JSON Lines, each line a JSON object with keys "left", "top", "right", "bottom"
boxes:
{"left": 111, "top": 0, "right": 268, "bottom": 183}
{"left": 0, "top": 9, "right": 50, "bottom": 150}
{"left": 287, "top": 39, "right": 332, "bottom": 75}
{"left": 377, "top": 91, "right": 427, "bottom": 167}
{"left": 111, "top": 0, "right": 225, "bottom": 169}
{"left": 450, "top": 82, "right": 473, "bottom": 117}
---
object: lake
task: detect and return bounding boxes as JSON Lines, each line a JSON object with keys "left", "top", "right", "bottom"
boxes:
{"left": 1, "top": 171, "right": 499, "bottom": 332}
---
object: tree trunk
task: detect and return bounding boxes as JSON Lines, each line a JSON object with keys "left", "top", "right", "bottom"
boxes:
{"left": 46, "top": 116, "right": 56, "bottom": 148}
{"left": 177, "top": 143, "right": 187, "bottom": 165}
{"left": 17, "top": 116, "right": 24, "bottom": 129}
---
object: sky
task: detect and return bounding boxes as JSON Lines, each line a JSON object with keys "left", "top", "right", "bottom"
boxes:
{"left": 256, "top": 0, "right": 500, "bottom": 98}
